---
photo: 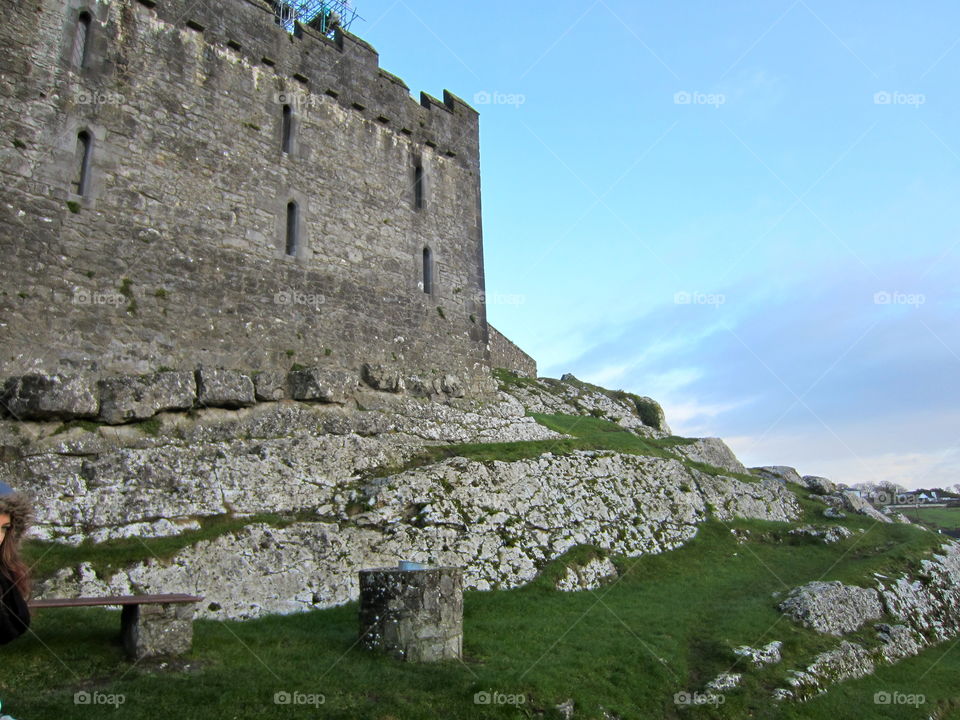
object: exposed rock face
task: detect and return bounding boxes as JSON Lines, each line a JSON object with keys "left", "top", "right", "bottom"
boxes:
{"left": 504, "top": 375, "right": 669, "bottom": 435}
{"left": 32, "top": 449, "right": 799, "bottom": 619}
{"left": 705, "top": 673, "right": 741, "bottom": 692}
{"left": 839, "top": 491, "right": 892, "bottom": 524}
{"left": 9, "top": 396, "right": 561, "bottom": 544}
{"left": 734, "top": 641, "right": 782, "bottom": 667}
{"left": 8, "top": 373, "right": 800, "bottom": 621}
{"left": 1, "top": 374, "right": 99, "bottom": 420}
{"left": 98, "top": 371, "right": 197, "bottom": 424}
{"left": 874, "top": 623, "right": 923, "bottom": 662}
{"left": 789, "top": 525, "right": 853, "bottom": 544}
{"left": 556, "top": 556, "right": 619, "bottom": 592}
{"left": 675, "top": 438, "right": 746, "bottom": 474}
{"left": 801, "top": 475, "right": 836, "bottom": 495}
{"left": 195, "top": 368, "right": 256, "bottom": 409}
{"left": 877, "top": 543, "right": 960, "bottom": 642}
{"left": 778, "top": 581, "right": 883, "bottom": 636}
{"left": 772, "top": 543, "right": 960, "bottom": 701}
{"left": 752, "top": 466, "right": 802, "bottom": 485}
{"left": 785, "top": 642, "right": 875, "bottom": 700}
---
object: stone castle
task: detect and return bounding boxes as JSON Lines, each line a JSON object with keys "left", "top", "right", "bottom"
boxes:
{"left": 0, "top": 0, "right": 535, "bottom": 410}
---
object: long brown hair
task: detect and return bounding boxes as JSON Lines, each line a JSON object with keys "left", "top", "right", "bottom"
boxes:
{"left": 0, "top": 491, "right": 33, "bottom": 598}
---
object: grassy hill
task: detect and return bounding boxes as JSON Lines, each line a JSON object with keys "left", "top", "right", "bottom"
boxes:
{"left": 5, "top": 413, "right": 960, "bottom": 719}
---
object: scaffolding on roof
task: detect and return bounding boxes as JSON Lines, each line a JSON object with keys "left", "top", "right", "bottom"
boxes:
{"left": 271, "top": 1, "right": 361, "bottom": 35}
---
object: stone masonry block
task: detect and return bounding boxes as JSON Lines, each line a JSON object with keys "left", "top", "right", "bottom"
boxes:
{"left": 359, "top": 566, "right": 463, "bottom": 662}
{"left": 195, "top": 367, "right": 255, "bottom": 408}
{"left": 121, "top": 602, "right": 196, "bottom": 660}
{"left": 98, "top": 371, "right": 197, "bottom": 424}
{"left": 1, "top": 373, "right": 99, "bottom": 420}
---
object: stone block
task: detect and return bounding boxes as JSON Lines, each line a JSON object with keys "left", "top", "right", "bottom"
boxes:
{"left": 361, "top": 363, "right": 405, "bottom": 393}
{"left": 253, "top": 371, "right": 287, "bottom": 401}
{"left": 121, "top": 602, "right": 195, "bottom": 660}
{"left": 288, "top": 367, "right": 356, "bottom": 404}
{"left": 195, "top": 367, "right": 255, "bottom": 408}
{"left": 1, "top": 373, "right": 99, "bottom": 420}
{"left": 98, "top": 371, "right": 197, "bottom": 424}
{"left": 359, "top": 566, "right": 463, "bottom": 662}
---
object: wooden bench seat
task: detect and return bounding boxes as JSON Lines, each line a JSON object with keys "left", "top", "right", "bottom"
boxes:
{"left": 30, "top": 593, "right": 203, "bottom": 660}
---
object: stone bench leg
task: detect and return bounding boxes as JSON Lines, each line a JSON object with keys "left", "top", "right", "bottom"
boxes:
{"left": 121, "top": 603, "right": 195, "bottom": 660}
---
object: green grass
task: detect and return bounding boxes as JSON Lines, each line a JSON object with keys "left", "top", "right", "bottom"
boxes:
{"left": 493, "top": 367, "right": 543, "bottom": 391}
{"left": 551, "top": 373, "right": 666, "bottom": 430}
{"left": 5, "top": 515, "right": 958, "bottom": 719}
{"left": 51, "top": 419, "right": 103, "bottom": 436}
{"left": 401, "top": 414, "right": 758, "bottom": 486}
{"left": 900, "top": 506, "right": 960, "bottom": 532}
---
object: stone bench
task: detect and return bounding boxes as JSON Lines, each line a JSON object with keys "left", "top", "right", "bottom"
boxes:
{"left": 29, "top": 594, "right": 202, "bottom": 660}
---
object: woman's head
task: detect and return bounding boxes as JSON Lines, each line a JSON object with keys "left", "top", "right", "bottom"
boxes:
{"left": 0, "top": 483, "right": 33, "bottom": 597}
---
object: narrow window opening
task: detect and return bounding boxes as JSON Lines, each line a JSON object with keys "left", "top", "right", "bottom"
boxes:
{"left": 72, "top": 11, "right": 91, "bottom": 69}
{"left": 414, "top": 164, "right": 424, "bottom": 210}
{"left": 74, "top": 131, "right": 92, "bottom": 196}
{"left": 285, "top": 202, "right": 299, "bottom": 256}
{"left": 281, "top": 104, "right": 293, "bottom": 154}
{"left": 422, "top": 247, "right": 433, "bottom": 294}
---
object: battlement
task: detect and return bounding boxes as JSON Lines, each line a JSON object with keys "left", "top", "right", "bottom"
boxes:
{"left": 127, "top": 0, "right": 479, "bottom": 164}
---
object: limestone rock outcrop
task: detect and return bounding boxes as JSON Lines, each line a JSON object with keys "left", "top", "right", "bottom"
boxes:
{"left": 675, "top": 438, "right": 746, "bottom": 474}
{"left": 555, "top": 556, "right": 619, "bottom": 592}
{"left": 778, "top": 581, "right": 883, "bottom": 636}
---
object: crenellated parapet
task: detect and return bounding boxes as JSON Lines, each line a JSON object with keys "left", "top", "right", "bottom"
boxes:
{"left": 130, "top": 0, "right": 479, "bottom": 166}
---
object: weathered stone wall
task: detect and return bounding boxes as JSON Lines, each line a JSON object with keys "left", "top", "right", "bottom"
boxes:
{"left": 488, "top": 324, "right": 537, "bottom": 378}
{"left": 0, "top": 0, "right": 493, "bottom": 387}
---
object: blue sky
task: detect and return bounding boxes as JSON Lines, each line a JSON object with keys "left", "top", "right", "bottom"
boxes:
{"left": 354, "top": 0, "right": 959, "bottom": 490}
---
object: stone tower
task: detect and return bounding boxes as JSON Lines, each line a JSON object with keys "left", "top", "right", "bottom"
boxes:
{"left": 0, "top": 0, "right": 533, "bottom": 398}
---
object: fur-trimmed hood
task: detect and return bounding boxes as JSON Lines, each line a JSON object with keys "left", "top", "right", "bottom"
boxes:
{"left": 0, "top": 491, "right": 33, "bottom": 540}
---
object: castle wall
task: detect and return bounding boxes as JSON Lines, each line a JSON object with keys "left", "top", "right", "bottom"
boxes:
{"left": 0, "top": 0, "right": 491, "bottom": 388}
{"left": 488, "top": 325, "right": 537, "bottom": 378}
